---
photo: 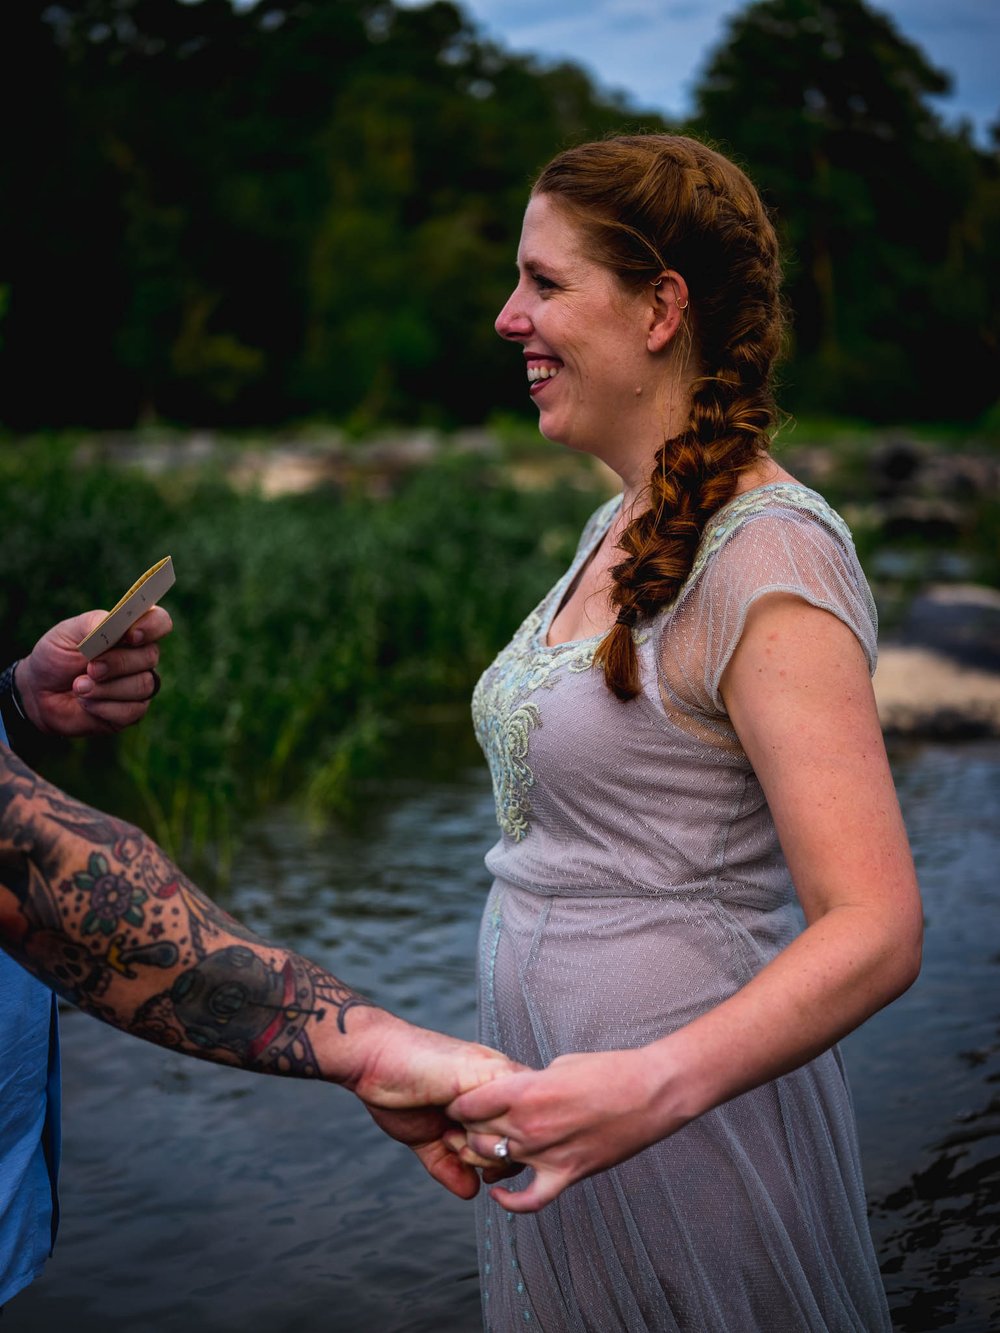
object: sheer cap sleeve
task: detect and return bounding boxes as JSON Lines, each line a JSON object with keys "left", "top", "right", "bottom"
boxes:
{"left": 660, "top": 486, "right": 878, "bottom": 717}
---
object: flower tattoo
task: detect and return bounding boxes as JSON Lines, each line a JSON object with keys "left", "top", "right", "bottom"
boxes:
{"left": 78, "top": 853, "right": 147, "bottom": 936}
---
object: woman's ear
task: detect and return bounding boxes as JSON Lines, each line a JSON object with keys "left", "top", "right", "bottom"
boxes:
{"left": 647, "top": 271, "right": 690, "bottom": 352}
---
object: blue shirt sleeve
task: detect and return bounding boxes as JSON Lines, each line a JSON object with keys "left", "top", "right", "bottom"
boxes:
{"left": 0, "top": 694, "right": 62, "bottom": 1302}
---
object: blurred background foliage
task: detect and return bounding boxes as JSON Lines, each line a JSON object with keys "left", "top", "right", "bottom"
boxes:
{"left": 0, "top": 436, "right": 610, "bottom": 871}
{"left": 1, "top": 0, "right": 998, "bottom": 867}
{"left": 1, "top": 0, "right": 997, "bottom": 429}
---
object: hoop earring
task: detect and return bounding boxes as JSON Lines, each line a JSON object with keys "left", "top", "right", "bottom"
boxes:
{"left": 676, "top": 299, "right": 689, "bottom": 310}
{"left": 650, "top": 278, "right": 663, "bottom": 288}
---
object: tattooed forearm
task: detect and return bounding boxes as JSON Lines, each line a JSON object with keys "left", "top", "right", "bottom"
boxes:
{"left": 0, "top": 746, "right": 374, "bottom": 1079}
{"left": 133, "top": 950, "right": 371, "bottom": 1074}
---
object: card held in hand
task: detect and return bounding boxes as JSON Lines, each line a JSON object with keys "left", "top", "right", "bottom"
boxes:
{"left": 77, "top": 557, "right": 176, "bottom": 661}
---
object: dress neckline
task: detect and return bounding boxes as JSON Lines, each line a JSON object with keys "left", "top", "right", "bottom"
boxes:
{"left": 538, "top": 480, "right": 834, "bottom": 651}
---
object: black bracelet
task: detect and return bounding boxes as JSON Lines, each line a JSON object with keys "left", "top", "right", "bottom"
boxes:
{"left": 0, "top": 660, "right": 28, "bottom": 721}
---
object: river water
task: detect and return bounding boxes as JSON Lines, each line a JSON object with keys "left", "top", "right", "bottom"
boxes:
{"left": 6, "top": 734, "right": 999, "bottom": 1332}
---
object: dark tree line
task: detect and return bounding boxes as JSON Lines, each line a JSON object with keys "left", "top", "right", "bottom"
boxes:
{"left": 695, "top": 0, "right": 1000, "bottom": 422}
{"left": 1, "top": 0, "right": 997, "bottom": 430}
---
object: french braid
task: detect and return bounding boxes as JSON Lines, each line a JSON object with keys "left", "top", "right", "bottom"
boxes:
{"left": 534, "top": 135, "right": 785, "bottom": 700}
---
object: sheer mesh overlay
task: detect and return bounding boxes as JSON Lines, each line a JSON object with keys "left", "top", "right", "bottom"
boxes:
{"left": 471, "top": 484, "right": 889, "bottom": 1332}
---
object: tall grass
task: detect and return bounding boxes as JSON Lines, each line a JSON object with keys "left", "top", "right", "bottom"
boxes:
{"left": 0, "top": 438, "right": 606, "bottom": 871}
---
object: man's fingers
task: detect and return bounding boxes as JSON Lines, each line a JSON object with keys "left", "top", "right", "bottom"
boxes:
{"left": 413, "top": 1141, "right": 482, "bottom": 1200}
{"left": 443, "top": 1125, "right": 500, "bottom": 1168}
{"left": 78, "top": 667, "right": 160, "bottom": 703}
{"left": 53, "top": 609, "right": 108, "bottom": 642}
{"left": 73, "top": 700, "right": 151, "bottom": 733}
{"left": 125, "top": 606, "right": 173, "bottom": 645}
{"left": 87, "top": 642, "right": 160, "bottom": 683}
{"left": 481, "top": 1161, "right": 526, "bottom": 1184}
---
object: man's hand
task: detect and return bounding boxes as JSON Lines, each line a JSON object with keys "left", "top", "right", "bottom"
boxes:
{"left": 15, "top": 607, "right": 173, "bottom": 736}
{"left": 346, "top": 1015, "right": 523, "bottom": 1198}
{"left": 363, "top": 1103, "right": 490, "bottom": 1199}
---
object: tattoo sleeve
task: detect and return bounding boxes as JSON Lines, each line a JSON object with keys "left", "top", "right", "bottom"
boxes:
{"left": 0, "top": 747, "right": 374, "bottom": 1079}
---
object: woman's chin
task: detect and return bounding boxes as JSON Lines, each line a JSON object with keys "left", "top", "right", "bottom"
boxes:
{"left": 539, "top": 424, "right": 593, "bottom": 458}
{"left": 536, "top": 415, "right": 572, "bottom": 449}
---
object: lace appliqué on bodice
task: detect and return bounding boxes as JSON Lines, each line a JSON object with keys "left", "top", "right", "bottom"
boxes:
{"left": 472, "top": 607, "right": 601, "bottom": 841}
{"left": 472, "top": 498, "right": 623, "bottom": 841}
{"left": 473, "top": 483, "right": 847, "bottom": 842}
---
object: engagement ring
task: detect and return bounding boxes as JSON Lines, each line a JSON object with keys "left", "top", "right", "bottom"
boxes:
{"left": 493, "top": 1137, "right": 511, "bottom": 1160}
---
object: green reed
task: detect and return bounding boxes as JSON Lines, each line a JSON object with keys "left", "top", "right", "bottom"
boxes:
{"left": 0, "top": 438, "right": 605, "bottom": 870}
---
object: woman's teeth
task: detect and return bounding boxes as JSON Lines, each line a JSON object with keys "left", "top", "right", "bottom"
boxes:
{"left": 527, "top": 365, "right": 561, "bottom": 383}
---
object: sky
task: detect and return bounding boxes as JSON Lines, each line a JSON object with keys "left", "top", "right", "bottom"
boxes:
{"left": 400, "top": 0, "right": 999, "bottom": 145}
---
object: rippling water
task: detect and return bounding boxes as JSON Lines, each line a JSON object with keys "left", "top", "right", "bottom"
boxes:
{"left": 847, "top": 740, "right": 1000, "bottom": 1332}
{"left": 6, "top": 737, "right": 999, "bottom": 1332}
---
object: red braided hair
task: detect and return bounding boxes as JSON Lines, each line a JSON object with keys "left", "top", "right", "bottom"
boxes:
{"left": 533, "top": 135, "right": 785, "bottom": 699}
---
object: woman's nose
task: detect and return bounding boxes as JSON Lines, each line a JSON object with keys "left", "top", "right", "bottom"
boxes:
{"left": 495, "top": 291, "right": 531, "bottom": 341}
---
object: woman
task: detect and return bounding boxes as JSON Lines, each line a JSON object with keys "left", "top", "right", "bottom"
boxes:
{"left": 448, "top": 134, "right": 922, "bottom": 1331}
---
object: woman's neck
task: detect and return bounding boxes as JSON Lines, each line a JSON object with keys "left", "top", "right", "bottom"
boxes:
{"left": 615, "top": 452, "right": 794, "bottom": 521}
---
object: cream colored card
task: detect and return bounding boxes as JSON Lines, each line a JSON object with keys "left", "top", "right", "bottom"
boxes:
{"left": 77, "top": 557, "right": 176, "bottom": 661}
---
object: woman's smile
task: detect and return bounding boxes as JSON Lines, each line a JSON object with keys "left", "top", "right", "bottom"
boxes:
{"left": 525, "top": 355, "right": 563, "bottom": 393}
{"left": 495, "top": 194, "right": 656, "bottom": 460}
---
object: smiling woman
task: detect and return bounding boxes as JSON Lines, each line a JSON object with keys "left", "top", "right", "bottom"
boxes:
{"left": 446, "top": 133, "right": 923, "bottom": 1333}
{"left": 496, "top": 192, "right": 676, "bottom": 465}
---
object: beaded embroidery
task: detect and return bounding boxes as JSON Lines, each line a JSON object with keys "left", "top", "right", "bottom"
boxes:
{"left": 473, "top": 483, "right": 847, "bottom": 841}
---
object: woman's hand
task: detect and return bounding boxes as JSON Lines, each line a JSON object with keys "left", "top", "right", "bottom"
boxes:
{"left": 15, "top": 607, "right": 173, "bottom": 736}
{"left": 446, "top": 1047, "right": 682, "bottom": 1212}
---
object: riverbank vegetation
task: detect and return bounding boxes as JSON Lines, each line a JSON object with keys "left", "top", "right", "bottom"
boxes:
{"left": 0, "top": 434, "right": 609, "bottom": 871}
{"left": 2, "top": 421, "right": 996, "bottom": 876}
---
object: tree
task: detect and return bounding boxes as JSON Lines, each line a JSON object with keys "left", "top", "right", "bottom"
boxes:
{"left": 692, "top": 0, "right": 1000, "bottom": 421}
{"left": 0, "top": 0, "right": 667, "bottom": 430}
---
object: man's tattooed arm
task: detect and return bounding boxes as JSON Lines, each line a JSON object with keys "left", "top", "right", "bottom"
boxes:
{"left": 0, "top": 746, "right": 520, "bottom": 1197}
{"left": 0, "top": 746, "right": 374, "bottom": 1079}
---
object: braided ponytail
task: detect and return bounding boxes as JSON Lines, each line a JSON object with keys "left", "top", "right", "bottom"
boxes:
{"left": 534, "top": 136, "right": 785, "bottom": 700}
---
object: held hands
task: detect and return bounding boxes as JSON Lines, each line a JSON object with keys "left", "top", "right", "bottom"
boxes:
{"left": 346, "top": 1015, "right": 526, "bottom": 1200}
{"left": 445, "top": 1047, "right": 682, "bottom": 1213}
{"left": 350, "top": 1022, "right": 683, "bottom": 1210}
{"left": 15, "top": 607, "right": 173, "bottom": 737}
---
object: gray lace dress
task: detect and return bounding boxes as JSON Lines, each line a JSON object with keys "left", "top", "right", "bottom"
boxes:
{"left": 471, "top": 483, "right": 891, "bottom": 1332}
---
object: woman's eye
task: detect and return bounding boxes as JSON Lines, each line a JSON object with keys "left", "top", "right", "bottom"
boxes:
{"left": 532, "top": 272, "right": 556, "bottom": 292}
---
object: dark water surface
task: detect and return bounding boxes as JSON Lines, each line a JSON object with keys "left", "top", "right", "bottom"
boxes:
{"left": 7, "top": 738, "right": 999, "bottom": 1332}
